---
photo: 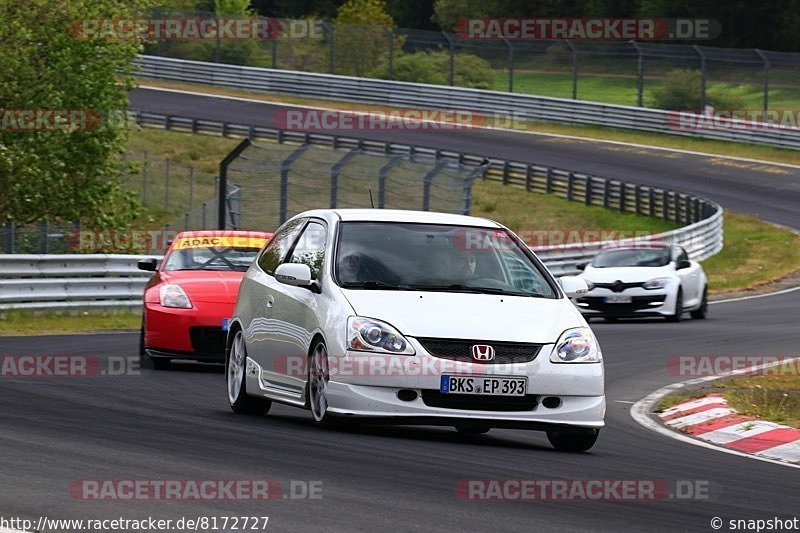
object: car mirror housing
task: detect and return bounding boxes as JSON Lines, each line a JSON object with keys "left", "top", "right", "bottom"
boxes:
{"left": 137, "top": 258, "right": 158, "bottom": 272}
{"left": 275, "top": 263, "right": 316, "bottom": 290}
{"left": 676, "top": 259, "right": 691, "bottom": 270}
{"left": 558, "top": 276, "right": 589, "bottom": 298}
{"left": 575, "top": 262, "right": 588, "bottom": 271}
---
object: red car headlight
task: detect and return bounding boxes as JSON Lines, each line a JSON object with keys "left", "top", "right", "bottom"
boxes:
{"left": 159, "top": 284, "right": 192, "bottom": 309}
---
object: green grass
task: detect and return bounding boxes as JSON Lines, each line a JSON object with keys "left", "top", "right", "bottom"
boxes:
{"left": 0, "top": 310, "right": 141, "bottom": 336}
{"left": 702, "top": 212, "right": 800, "bottom": 293}
{"left": 657, "top": 391, "right": 707, "bottom": 410}
{"left": 718, "top": 373, "right": 800, "bottom": 428}
{"left": 136, "top": 78, "right": 800, "bottom": 165}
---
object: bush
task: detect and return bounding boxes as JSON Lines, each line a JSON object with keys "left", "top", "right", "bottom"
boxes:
{"left": 378, "top": 50, "right": 493, "bottom": 89}
{"left": 651, "top": 69, "right": 745, "bottom": 111}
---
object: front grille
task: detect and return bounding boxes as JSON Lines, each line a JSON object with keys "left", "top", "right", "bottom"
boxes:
{"left": 421, "top": 390, "right": 538, "bottom": 411}
{"left": 591, "top": 280, "right": 645, "bottom": 293}
{"left": 416, "top": 338, "right": 542, "bottom": 364}
{"left": 189, "top": 326, "right": 227, "bottom": 355}
{"left": 577, "top": 295, "right": 665, "bottom": 314}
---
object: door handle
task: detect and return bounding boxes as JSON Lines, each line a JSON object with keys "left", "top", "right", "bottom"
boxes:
{"left": 266, "top": 295, "right": 274, "bottom": 308}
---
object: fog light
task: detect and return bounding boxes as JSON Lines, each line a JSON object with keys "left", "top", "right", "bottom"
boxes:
{"left": 542, "top": 396, "right": 562, "bottom": 409}
{"left": 397, "top": 389, "right": 418, "bottom": 402}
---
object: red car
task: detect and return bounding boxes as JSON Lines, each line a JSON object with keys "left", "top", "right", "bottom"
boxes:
{"left": 137, "top": 230, "right": 272, "bottom": 369}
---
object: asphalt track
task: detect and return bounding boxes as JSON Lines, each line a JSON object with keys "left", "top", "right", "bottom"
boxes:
{"left": 0, "top": 88, "right": 798, "bottom": 532}
{"left": 130, "top": 87, "right": 800, "bottom": 229}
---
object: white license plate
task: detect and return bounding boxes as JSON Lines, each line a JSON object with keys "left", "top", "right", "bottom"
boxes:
{"left": 604, "top": 295, "right": 632, "bottom": 303}
{"left": 440, "top": 375, "right": 527, "bottom": 396}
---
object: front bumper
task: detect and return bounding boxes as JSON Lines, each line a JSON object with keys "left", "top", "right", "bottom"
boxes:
{"left": 248, "top": 337, "right": 605, "bottom": 429}
{"left": 144, "top": 301, "right": 234, "bottom": 360}
{"left": 575, "top": 287, "right": 673, "bottom": 318}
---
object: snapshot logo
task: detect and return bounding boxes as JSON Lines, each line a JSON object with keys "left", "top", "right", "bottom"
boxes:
{"left": 455, "top": 479, "right": 711, "bottom": 501}
{"left": 273, "top": 109, "right": 484, "bottom": 132}
{"left": 68, "top": 479, "right": 322, "bottom": 501}
{"left": 70, "top": 18, "right": 324, "bottom": 41}
{"left": 0, "top": 109, "right": 101, "bottom": 132}
{"left": 455, "top": 18, "right": 720, "bottom": 41}
{"left": 0, "top": 356, "right": 139, "bottom": 378}
{"left": 667, "top": 110, "right": 800, "bottom": 132}
{"left": 666, "top": 355, "right": 800, "bottom": 377}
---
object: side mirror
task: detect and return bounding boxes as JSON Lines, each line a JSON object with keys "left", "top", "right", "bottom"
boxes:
{"left": 575, "top": 262, "right": 587, "bottom": 271}
{"left": 137, "top": 258, "right": 158, "bottom": 272}
{"left": 676, "top": 259, "right": 691, "bottom": 270}
{"left": 559, "top": 276, "right": 589, "bottom": 298}
{"left": 275, "top": 263, "right": 318, "bottom": 291}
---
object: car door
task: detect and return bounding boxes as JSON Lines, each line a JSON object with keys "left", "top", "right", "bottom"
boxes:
{"left": 674, "top": 246, "right": 702, "bottom": 305}
{"left": 262, "top": 219, "right": 328, "bottom": 394}
{"left": 245, "top": 217, "right": 306, "bottom": 387}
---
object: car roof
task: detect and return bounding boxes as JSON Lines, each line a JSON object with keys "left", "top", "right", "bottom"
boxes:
{"left": 293, "top": 209, "right": 502, "bottom": 228}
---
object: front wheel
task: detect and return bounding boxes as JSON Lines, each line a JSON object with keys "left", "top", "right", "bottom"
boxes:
{"left": 546, "top": 428, "right": 600, "bottom": 452}
{"left": 307, "top": 340, "right": 335, "bottom": 427}
{"left": 227, "top": 330, "right": 271, "bottom": 415}
{"left": 690, "top": 287, "right": 708, "bottom": 319}
{"left": 666, "top": 289, "right": 683, "bottom": 322}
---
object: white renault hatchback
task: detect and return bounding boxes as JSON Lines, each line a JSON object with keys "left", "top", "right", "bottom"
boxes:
{"left": 226, "top": 209, "right": 604, "bottom": 452}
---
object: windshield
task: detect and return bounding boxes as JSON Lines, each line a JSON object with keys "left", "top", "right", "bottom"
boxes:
{"left": 592, "top": 248, "right": 671, "bottom": 268}
{"left": 163, "top": 245, "right": 262, "bottom": 272}
{"left": 334, "top": 222, "right": 557, "bottom": 298}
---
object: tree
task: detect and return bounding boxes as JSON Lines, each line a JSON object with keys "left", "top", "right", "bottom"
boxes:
{"left": 333, "top": 0, "right": 395, "bottom": 76}
{"left": 0, "top": 0, "right": 150, "bottom": 227}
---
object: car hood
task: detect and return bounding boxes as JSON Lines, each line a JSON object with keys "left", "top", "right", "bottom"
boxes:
{"left": 159, "top": 270, "right": 245, "bottom": 303}
{"left": 580, "top": 266, "right": 673, "bottom": 283}
{"left": 340, "top": 290, "right": 582, "bottom": 343}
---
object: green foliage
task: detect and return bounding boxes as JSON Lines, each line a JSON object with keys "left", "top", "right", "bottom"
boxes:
{"left": 0, "top": 0, "right": 150, "bottom": 228}
{"left": 382, "top": 50, "right": 493, "bottom": 89}
{"left": 334, "top": 0, "right": 395, "bottom": 76}
{"left": 651, "top": 69, "right": 745, "bottom": 111}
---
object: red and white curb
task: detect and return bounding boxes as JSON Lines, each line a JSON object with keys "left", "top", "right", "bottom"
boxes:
{"left": 659, "top": 393, "right": 800, "bottom": 464}
{"left": 631, "top": 355, "right": 800, "bottom": 469}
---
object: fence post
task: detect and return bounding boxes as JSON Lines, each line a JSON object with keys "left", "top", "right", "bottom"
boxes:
{"left": 662, "top": 190, "right": 669, "bottom": 220}
{"left": 271, "top": 37, "right": 277, "bottom": 69}
{"left": 566, "top": 172, "right": 574, "bottom": 201}
{"left": 442, "top": 31, "right": 455, "bottom": 86}
{"left": 631, "top": 41, "right": 644, "bottom": 107}
{"left": 648, "top": 188, "right": 655, "bottom": 216}
{"left": 585, "top": 176, "right": 592, "bottom": 205}
{"left": 635, "top": 185, "right": 641, "bottom": 215}
{"left": 525, "top": 165, "right": 532, "bottom": 191}
{"left": 188, "top": 166, "right": 195, "bottom": 211}
{"left": 164, "top": 158, "right": 171, "bottom": 210}
{"left": 378, "top": 155, "right": 404, "bottom": 208}
{"left": 619, "top": 183, "right": 626, "bottom": 212}
{"left": 602, "top": 179, "right": 610, "bottom": 207}
{"left": 693, "top": 45, "right": 707, "bottom": 111}
{"left": 502, "top": 161, "right": 510, "bottom": 185}
{"left": 545, "top": 168, "right": 553, "bottom": 194}
{"left": 503, "top": 37, "right": 514, "bottom": 92}
{"left": 387, "top": 28, "right": 394, "bottom": 80}
{"left": 218, "top": 138, "right": 252, "bottom": 230}
{"left": 566, "top": 40, "right": 578, "bottom": 99}
{"left": 142, "top": 151, "right": 148, "bottom": 205}
{"left": 422, "top": 162, "right": 447, "bottom": 211}
{"left": 326, "top": 23, "right": 335, "bottom": 74}
{"left": 184, "top": 213, "right": 189, "bottom": 230}
{"left": 39, "top": 220, "right": 49, "bottom": 254}
{"left": 755, "top": 49, "right": 770, "bottom": 115}
{"left": 674, "top": 193, "right": 681, "bottom": 224}
{"left": 330, "top": 150, "right": 358, "bottom": 208}
{"left": 278, "top": 144, "right": 312, "bottom": 224}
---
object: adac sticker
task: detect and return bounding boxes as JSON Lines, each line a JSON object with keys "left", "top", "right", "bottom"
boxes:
{"left": 172, "top": 236, "right": 267, "bottom": 250}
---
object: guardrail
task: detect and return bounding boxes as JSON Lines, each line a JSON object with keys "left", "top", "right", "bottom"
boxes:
{"left": 134, "top": 55, "right": 800, "bottom": 150}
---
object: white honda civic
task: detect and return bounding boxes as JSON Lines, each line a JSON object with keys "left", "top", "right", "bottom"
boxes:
{"left": 575, "top": 243, "right": 708, "bottom": 322}
{"left": 226, "top": 209, "right": 605, "bottom": 452}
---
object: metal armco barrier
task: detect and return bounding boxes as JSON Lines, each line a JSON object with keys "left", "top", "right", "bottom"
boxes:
{"left": 133, "top": 55, "right": 800, "bottom": 150}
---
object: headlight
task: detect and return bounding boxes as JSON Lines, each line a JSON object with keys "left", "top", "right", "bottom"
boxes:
{"left": 159, "top": 284, "right": 192, "bottom": 309}
{"left": 643, "top": 277, "right": 670, "bottom": 290}
{"left": 347, "top": 317, "right": 415, "bottom": 355}
{"left": 584, "top": 281, "right": 595, "bottom": 290}
{"left": 550, "top": 327, "right": 602, "bottom": 363}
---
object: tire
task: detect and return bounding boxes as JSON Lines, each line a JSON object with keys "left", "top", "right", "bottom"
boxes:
{"left": 455, "top": 425, "right": 490, "bottom": 435}
{"left": 307, "top": 340, "right": 335, "bottom": 427}
{"left": 690, "top": 286, "right": 708, "bottom": 319}
{"left": 666, "top": 289, "right": 683, "bottom": 322}
{"left": 546, "top": 428, "right": 600, "bottom": 452}
{"left": 227, "top": 329, "right": 271, "bottom": 415}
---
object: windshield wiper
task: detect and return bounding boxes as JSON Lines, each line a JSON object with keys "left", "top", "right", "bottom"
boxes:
{"left": 342, "top": 281, "right": 408, "bottom": 290}
{"left": 406, "top": 284, "right": 530, "bottom": 296}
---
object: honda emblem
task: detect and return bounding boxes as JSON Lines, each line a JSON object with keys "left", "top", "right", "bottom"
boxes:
{"left": 471, "top": 344, "right": 495, "bottom": 362}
